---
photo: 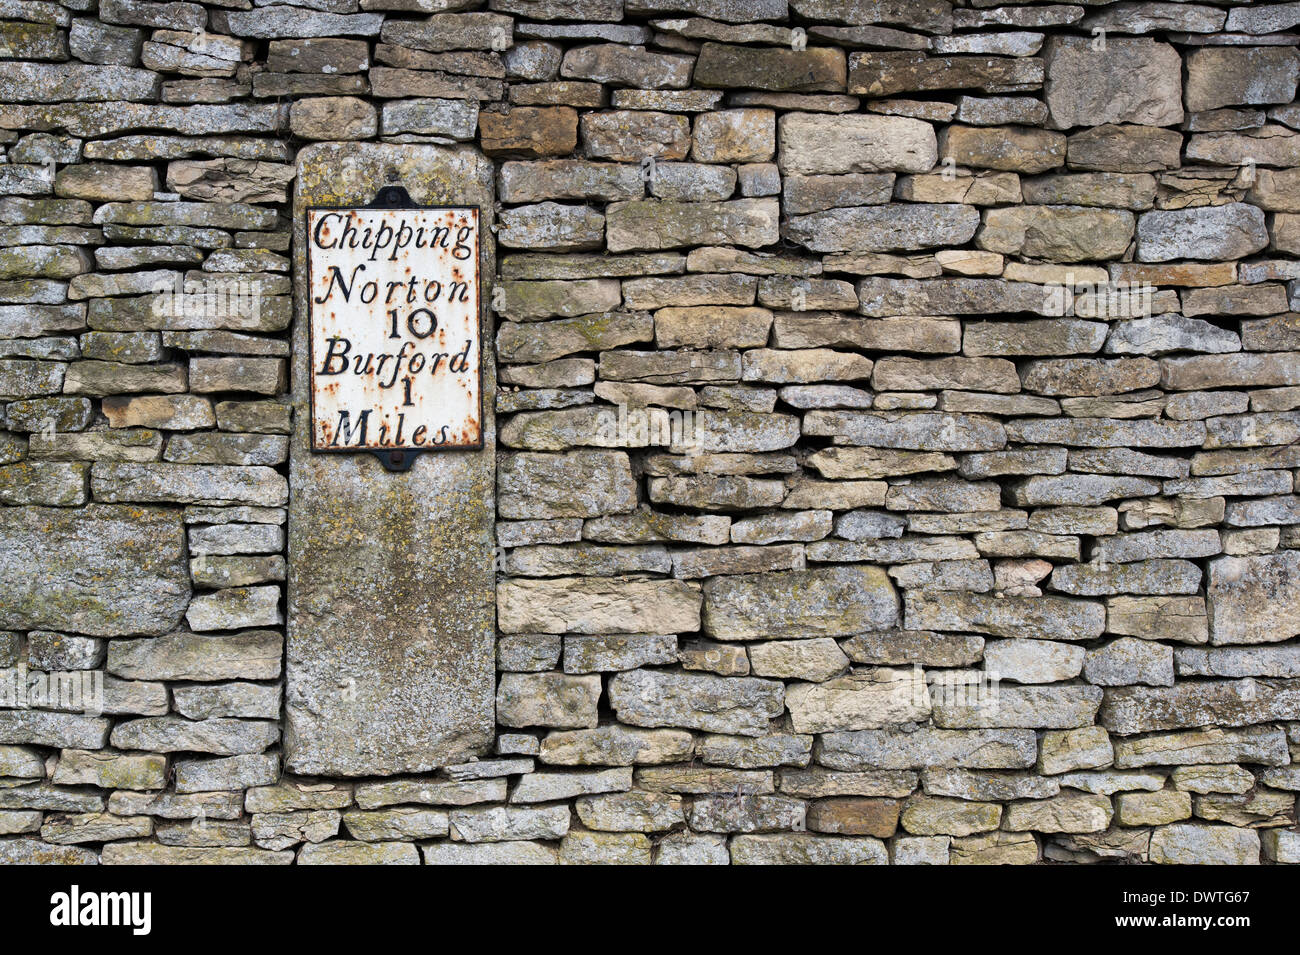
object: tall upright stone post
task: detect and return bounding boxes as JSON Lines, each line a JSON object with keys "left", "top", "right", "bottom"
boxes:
{"left": 285, "top": 143, "right": 496, "bottom": 776}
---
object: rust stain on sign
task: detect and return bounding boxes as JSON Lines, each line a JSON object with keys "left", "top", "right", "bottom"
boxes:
{"left": 307, "top": 205, "right": 482, "bottom": 452}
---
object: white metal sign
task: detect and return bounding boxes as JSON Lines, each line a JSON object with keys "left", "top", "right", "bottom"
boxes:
{"left": 307, "top": 204, "right": 482, "bottom": 461}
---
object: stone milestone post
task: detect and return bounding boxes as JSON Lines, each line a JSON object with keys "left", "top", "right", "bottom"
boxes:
{"left": 286, "top": 143, "right": 496, "bottom": 776}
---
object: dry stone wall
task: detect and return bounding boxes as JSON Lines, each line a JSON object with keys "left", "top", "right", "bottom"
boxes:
{"left": 0, "top": 0, "right": 1299, "bottom": 865}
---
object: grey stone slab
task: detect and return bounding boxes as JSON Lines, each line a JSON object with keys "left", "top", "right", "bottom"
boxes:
{"left": 0, "top": 504, "right": 189, "bottom": 637}
{"left": 286, "top": 143, "right": 496, "bottom": 776}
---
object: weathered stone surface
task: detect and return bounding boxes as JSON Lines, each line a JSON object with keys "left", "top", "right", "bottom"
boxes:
{"left": 1044, "top": 36, "right": 1182, "bottom": 128}
{"left": 698, "top": 732, "right": 810, "bottom": 770}
{"left": 902, "top": 796, "right": 1001, "bottom": 837}
{"left": 1051, "top": 559, "right": 1202, "bottom": 598}
{"left": 938, "top": 125, "right": 1064, "bottom": 175}
{"left": 482, "top": 107, "right": 579, "bottom": 157}
{"left": 174, "top": 754, "right": 279, "bottom": 794}
{"left": 43, "top": 815, "right": 145, "bottom": 841}
{"left": 343, "top": 808, "right": 449, "bottom": 842}
{"left": 1012, "top": 474, "right": 1162, "bottom": 506}
{"left": 110, "top": 717, "right": 278, "bottom": 756}
{"left": 499, "top": 160, "right": 642, "bottom": 204}
{"left": 499, "top": 201, "right": 605, "bottom": 252}
{"left": 382, "top": 97, "right": 479, "bottom": 140}
{"left": 978, "top": 206, "right": 1133, "bottom": 262}
{"left": 219, "top": 4, "right": 382, "bottom": 38}
{"left": 782, "top": 173, "right": 894, "bottom": 215}
{"left": 703, "top": 566, "right": 897, "bottom": 640}
{"left": 576, "top": 790, "right": 684, "bottom": 832}
{"left": 1085, "top": 638, "right": 1174, "bottom": 687}
{"left": 1038, "top": 726, "right": 1113, "bottom": 775}
{"left": 0, "top": 0, "right": 1290, "bottom": 868}
{"left": 1186, "top": 47, "right": 1298, "bottom": 113}
{"left": 804, "top": 797, "right": 899, "bottom": 837}
{"left": 353, "top": 778, "right": 505, "bottom": 811}
{"left": 496, "top": 672, "right": 600, "bottom": 730}
{"left": 742, "top": 348, "right": 872, "bottom": 384}
{"left": 101, "top": 396, "right": 213, "bottom": 430}
{"left": 1107, "top": 315, "right": 1241, "bottom": 357}
{"left": 874, "top": 357, "right": 1018, "bottom": 395}
{"left": 108, "top": 630, "right": 280, "bottom": 682}
{"left": 1116, "top": 790, "right": 1192, "bottom": 827}
{"left": 540, "top": 725, "right": 693, "bottom": 766}
{"left": 512, "top": 767, "right": 631, "bottom": 804}
{"left": 1004, "top": 792, "right": 1112, "bottom": 834}
{"left": 557, "top": 829, "right": 652, "bottom": 863}
{"left": 841, "top": 630, "right": 982, "bottom": 668}
{"left": 102, "top": 841, "right": 289, "bottom": 864}
{"left": 806, "top": 411, "right": 1007, "bottom": 452}
{"left": 818, "top": 728, "right": 1038, "bottom": 771}
{"left": 297, "top": 840, "right": 419, "bottom": 865}
{"left": 606, "top": 198, "right": 778, "bottom": 252}
{"left": 1115, "top": 725, "right": 1288, "bottom": 770}
{"left": 932, "top": 686, "right": 1102, "bottom": 730}
{"left": 985, "top": 639, "right": 1084, "bottom": 684}
{"left": 563, "top": 633, "right": 676, "bottom": 672}
{"left": 656, "top": 307, "right": 772, "bottom": 349}
{"left": 579, "top": 109, "right": 689, "bottom": 162}
{"left": 785, "top": 204, "right": 978, "bottom": 254}
{"left": 686, "top": 794, "right": 805, "bottom": 834}
{"left": 849, "top": 51, "right": 1042, "bottom": 97}
{"left": 1206, "top": 553, "right": 1300, "bottom": 645}
{"left": 695, "top": 43, "right": 846, "bottom": 93}
{"left": 1101, "top": 679, "right": 1300, "bottom": 735}
{"left": 905, "top": 592, "right": 1103, "bottom": 641}
{"left": 166, "top": 159, "right": 295, "bottom": 204}
{"left": 92, "top": 463, "right": 287, "bottom": 507}
{"left": 423, "top": 840, "right": 558, "bottom": 864}
{"left": 0, "top": 62, "right": 160, "bottom": 103}
{"left": 786, "top": 669, "right": 928, "bottom": 733}
{"left": 729, "top": 833, "right": 886, "bottom": 865}
{"left": 1065, "top": 123, "right": 1182, "bottom": 174}
{"left": 499, "top": 450, "right": 636, "bottom": 519}
{"left": 500, "top": 577, "right": 701, "bottom": 634}
{"left": 778, "top": 112, "right": 936, "bottom": 175}
{"left": 1149, "top": 824, "right": 1259, "bottom": 865}
{"left": 1176, "top": 645, "right": 1300, "bottom": 679}
{"left": 1262, "top": 829, "right": 1300, "bottom": 864}
{"left": 0, "top": 711, "right": 111, "bottom": 750}
{"left": 950, "top": 831, "right": 1039, "bottom": 865}
{"left": 965, "top": 320, "right": 1106, "bottom": 357}
{"left": 609, "top": 669, "right": 784, "bottom": 737}
{"left": 1137, "top": 205, "right": 1269, "bottom": 263}
{"left": 747, "top": 638, "right": 847, "bottom": 682}
{"left": 0, "top": 505, "right": 188, "bottom": 637}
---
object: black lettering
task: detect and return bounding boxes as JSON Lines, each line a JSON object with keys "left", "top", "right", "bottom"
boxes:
{"left": 318, "top": 336, "right": 351, "bottom": 375}
{"left": 312, "top": 212, "right": 342, "bottom": 249}
{"left": 314, "top": 264, "right": 365, "bottom": 304}
{"left": 407, "top": 308, "right": 437, "bottom": 339}
{"left": 449, "top": 338, "right": 473, "bottom": 373}
{"left": 452, "top": 225, "right": 474, "bottom": 260}
{"left": 331, "top": 409, "right": 370, "bottom": 447}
